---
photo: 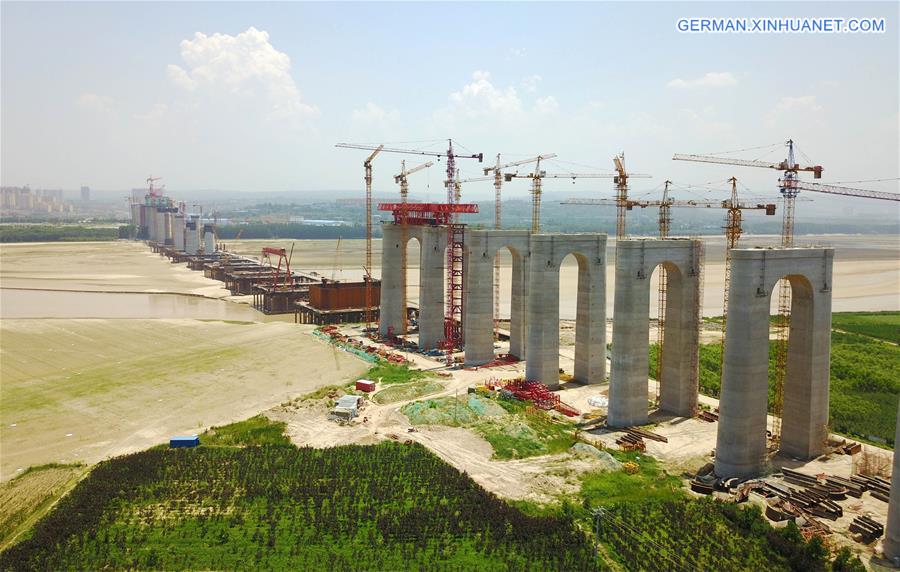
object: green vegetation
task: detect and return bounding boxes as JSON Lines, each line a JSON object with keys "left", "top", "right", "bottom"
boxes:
{"left": 579, "top": 450, "right": 682, "bottom": 507}
{"left": 372, "top": 381, "right": 445, "bottom": 404}
{"left": 364, "top": 361, "right": 436, "bottom": 385}
{"left": 0, "top": 224, "right": 119, "bottom": 243}
{"left": 199, "top": 415, "right": 291, "bottom": 447}
{"left": 0, "top": 423, "right": 597, "bottom": 570}
{"left": 831, "top": 311, "right": 900, "bottom": 344}
{"left": 649, "top": 312, "right": 900, "bottom": 447}
{"left": 594, "top": 499, "right": 847, "bottom": 572}
{"left": 402, "top": 395, "right": 576, "bottom": 459}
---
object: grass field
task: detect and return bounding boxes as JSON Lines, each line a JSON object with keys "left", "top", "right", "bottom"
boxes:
{"left": 372, "top": 381, "right": 445, "bottom": 404}
{"left": 0, "top": 421, "right": 597, "bottom": 571}
{"left": 402, "top": 394, "right": 577, "bottom": 460}
{"left": 0, "top": 464, "right": 85, "bottom": 551}
{"left": 650, "top": 312, "right": 900, "bottom": 447}
{"left": 830, "top": 311, "right": 900, "bottom": 344}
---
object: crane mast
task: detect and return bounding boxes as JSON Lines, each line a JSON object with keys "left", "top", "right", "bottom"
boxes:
{"left": 362, "top": 145, "right": 384, "bottom": 333}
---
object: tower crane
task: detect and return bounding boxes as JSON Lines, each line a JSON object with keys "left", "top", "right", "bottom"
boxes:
{"left": 563, "top": 180, "right": 776, "bottom": 405}
{"left": 612, "top": 153, "right": 653, "bottom": 239}
{"left": 337, "top": 140, "right": 483, "bottom": 361}
{"left": 779, "top": 180, "right": 899, "bottom": 202}
{"left": 482, "top": 154, "right": 556, "bottom": 339}
{"left": 146, "top": 176, "right": 163, "bottom": 197}
{"left": 394, "top": 160, "right": 434, "bottom": 335}
{"left": 360, "top": 145, "right": 384, "bottom": 332}
{"left": 505, "top": 168, "right": 632, "bottom": 233}
{"left": 674, "top": 140, "right": 822, "bottom": 442}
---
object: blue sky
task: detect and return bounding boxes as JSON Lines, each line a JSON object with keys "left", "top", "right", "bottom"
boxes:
{"left": 1, "top": 1, "right": 897, "bottom": 214}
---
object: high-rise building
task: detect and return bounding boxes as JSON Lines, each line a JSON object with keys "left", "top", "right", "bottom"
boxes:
{"left": 80, "top": 186, "right": 90, "bottom": 201}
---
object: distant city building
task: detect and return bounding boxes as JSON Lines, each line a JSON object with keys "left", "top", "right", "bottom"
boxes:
{"left": 289, "top": 215, "right": 346, "bottom": 226}
{"left": 1, "top": 186, "right": 73, "bottom": 214}
{"left": 80, "top": 186, "right": 91, "bottom": 202}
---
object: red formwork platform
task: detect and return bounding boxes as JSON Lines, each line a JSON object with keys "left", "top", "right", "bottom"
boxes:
{"left": 377, "top": 202, "right": 478, "bottom": 225}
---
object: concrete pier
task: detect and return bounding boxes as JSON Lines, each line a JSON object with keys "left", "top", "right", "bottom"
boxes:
{"left": 378, "top": 224, "right": 446, "bottom": 349}
{"left": 154, "top": 208, "right": 168, "bottom": 246}
{"left": 203, "top": 225, "right": 216, "bottom": 254}
{"left": 172, "top": 214, "right": 185, "bottom": 251}
{"left": 608, "top": 239, "right": 702, "bottom": 427}
{"left": 185, "top": 218, "right": 200, "bottom": 255}
{"left": 715, "top": 247, "right": 833, "bottom": 478}
{"left": 417, "top": 226, "right": 448, "bottom": 350}
{"left": 525, "top": 234, "right": 606, "bottom": 389}
{"left": 463, "top": 230, "right": 531, "bottom": 365}
{"left": 884, "top": 399, "right": 900, "bottom": 562}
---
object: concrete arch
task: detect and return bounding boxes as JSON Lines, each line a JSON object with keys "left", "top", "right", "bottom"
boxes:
{"left": 715, "top": 247, "right": 833, "bottom": 478}
{"left": 608, "top": 239, "right": 703, "bottom": 427}
{"left": 525, "top": 234, "right": 607, "bottom": 389}
{"left": 379, "top": 224, "right": 447, "bottom": 349}
{"left": 464, "top": 230, "right": 531, "bottom": 365}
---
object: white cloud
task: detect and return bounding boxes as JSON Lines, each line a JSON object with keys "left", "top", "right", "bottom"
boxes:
{"left": 533, "top": 96, "right": 559, "bottom": 114}
{"left": 77, "top": 93, "right": 115, "bottom": 113}
{"left": 508, "top": 47, "right": 527, "bottom": 57}
{"left": 522, "top": 74, "right": 542, "bottom": 93}
{"left": 166, "top": 64, "right": 196, "bottom": 91}
{"left": 766, "top": 95, "right": 824, "bottom": 129}
{"left": 446, "top": 70, "right": 523, "bottom": 118}
{"left": 166, "top": 27, "right": 318, "bottom": 121}
{"left": 667, "top": 72, "right": 737, "bottom": 89}
{"left": 351, "top": 102, "right": 398, "bottom": 124}
{"left": 773, "top": 95, "right": 823, "bottom": 114}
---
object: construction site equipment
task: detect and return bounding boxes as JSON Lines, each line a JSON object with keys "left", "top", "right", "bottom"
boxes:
{"left": 673, "top": 140, "right": 899, "bottom": 443}
{"left": 362, "top": 145, "right": 384, "bottom": 332}
{"left": 611, "top": 153, "right": 653, "bottom": 239}
{"left": 674, "top": 140, "right": 823, "bottom": 442}
{"left": 336, "top": 141, "right": 484, "bottom": 342}
{"left": 500, "top": 379, "right": 579, "bottom": 417}
{"left": 260, "top": 246, "right": 294, "bottom": 290}
{"left": 624, "top": 426, "right": 668, "bottom": 443}
{"left": 482, "top": 153, "right": 556, "bottom": 338}
{"left": 850, "top": 515, "right": 884, "bottom": 540}
{"left": 563, "top": 182, "right": 773, "bottom": 405}
{"left": 505, "top": 166, "right": 639, "bottom": 233}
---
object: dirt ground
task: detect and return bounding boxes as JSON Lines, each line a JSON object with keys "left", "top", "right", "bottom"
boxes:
{"left": 0, "top": 319, "right": 367, "bottom": 481}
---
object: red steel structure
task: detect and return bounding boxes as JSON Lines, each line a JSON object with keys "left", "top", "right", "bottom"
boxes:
{"left": 260, "top": 246, "right": 293, "bottom": 290}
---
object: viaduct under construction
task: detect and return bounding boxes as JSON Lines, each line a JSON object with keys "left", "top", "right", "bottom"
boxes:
{"left": 348, "top": 138, "right": 898, "bottom": 479}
